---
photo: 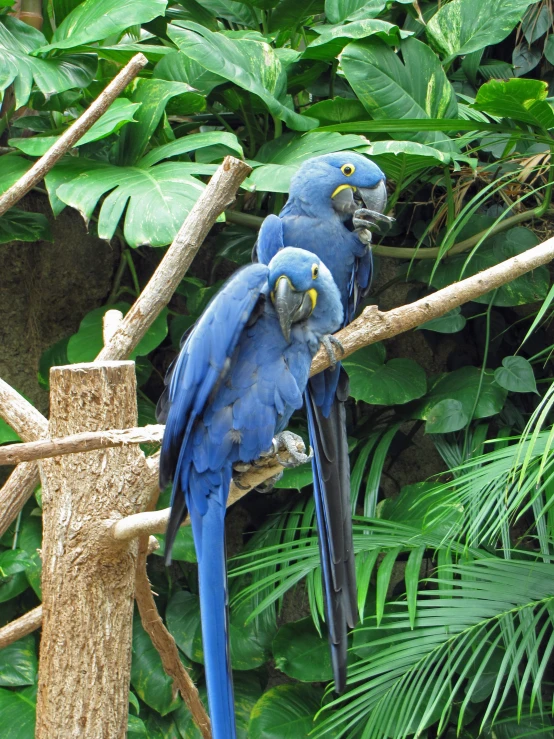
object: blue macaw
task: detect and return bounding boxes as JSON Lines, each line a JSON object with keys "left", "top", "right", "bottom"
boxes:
{"left": 254, "top": 151, "right": 389, "bottom": 692}
{"left": 158, "top": 247, "right": 343, "bottom": 739}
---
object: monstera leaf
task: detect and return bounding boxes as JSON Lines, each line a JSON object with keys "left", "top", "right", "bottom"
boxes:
{"left": 45, "top": 132, "right": 242, "bottom": 247}
{"left": 0, "top": 16, "right": 96, "bottom": 108}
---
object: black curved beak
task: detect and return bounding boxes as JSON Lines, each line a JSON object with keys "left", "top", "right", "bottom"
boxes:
{"left": 273, "top": 277, "right": 314, "bottom": 343}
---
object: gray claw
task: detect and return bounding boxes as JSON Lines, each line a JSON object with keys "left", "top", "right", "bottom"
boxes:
{"left": 256, "top": 470, "right": 284, "bottom": 493}
{"left": 273, "top": 431, "right": 313, "bottom": 468}
{"left": 354, "top": 207, "right": 395, "bottom": 226}
{"left": 321, "top": 334, "right": 344, "bottom": 368}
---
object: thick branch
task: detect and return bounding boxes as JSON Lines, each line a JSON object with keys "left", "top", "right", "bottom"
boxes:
{"left": 0, "top": 606, "right": 42, "bottom": 649}
{"left": 0, "top": 54, "right": 147, "bottom": 218}
{"left": 135, "top": 537, "right": 211, "bottom": 738}
{"left": 0, "top": 425, "right": 164, "bottom": 466}
{"left": 0, "top": 379, "right": 48, "bottom": 441}
{"left": 310, "top": 233, "right": 554, "bottom": 375}
{"left": 97, "top": 156, "right": 252, "bottom": 362}
{"left": 111, "top": 459, "right": 284, "bottom": 542}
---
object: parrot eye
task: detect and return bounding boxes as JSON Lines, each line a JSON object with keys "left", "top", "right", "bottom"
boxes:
{"left": 341, "top": 163, "right": 355, "bottom": 176}
{"left": 311, "top": 264, "right": 319, "bottom": 279}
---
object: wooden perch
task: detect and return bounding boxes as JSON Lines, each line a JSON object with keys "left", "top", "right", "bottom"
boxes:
{"left": 97, "top": 155, "right": 252, "bottom": 362}
{"left": 0, "top": 606, "right": 43, "bottom": 649}
{"left": 0, "top": 54, "right": 147, "bottom": 218}
{"left": 0, "top": 378, "right": 48, "bottom": 441}
{"left": 0, "top": 425, "right": 164, "bottom": 466}
{"left": 310, "top": 233, "right": 554, "bottom": 375}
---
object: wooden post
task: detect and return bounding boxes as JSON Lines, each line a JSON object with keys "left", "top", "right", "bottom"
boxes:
{"left": 36, "top": 362, "right": 151, "bottom": 738}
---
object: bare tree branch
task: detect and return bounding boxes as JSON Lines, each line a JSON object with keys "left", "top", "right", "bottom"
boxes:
{"left": 0, "top": 463, "right": 40, "bottom": 538}
{"left": 0, "top": 425, "right": 164, "bottom": 466}
{"left": 110, "top": 457, "right": 284, "bottom": 542}
{"left": 310, "top": 233, "right": 554, "bottom": 375}
{"left": 97, "top": 156, "right": 252, "bottom": 362}
{"left": 0, "top": 379, "right": 48, "bottom": 441}
{"left": 0, "top": 54, "right": 148, "bottom": 218}
{"left": 0, "top": 606, "right": 42, "bottom": 649}
{"left": 135, "top": 537, "right": 211, "bottom": 739}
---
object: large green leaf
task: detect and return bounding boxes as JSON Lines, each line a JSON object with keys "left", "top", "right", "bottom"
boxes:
{"left": 42, "top": 0, "right": 168, "bottom": 51}
{"left": 0, "top": 551, "right": 32, "bottom": 603}
{"left": 154, "top": 51, "right": 225, "bottom": 95}
{"left": 174, "top": 673, "right": 261, "bottom": 739}
{"left": 303, "top": 97, "right": 369, "bottom": 126}
{"left": 0, "top": 636, "right": 37, "bottom": 687}
{"left": 118, "top": 79, "right": 205, "bottom": 166}
{"left": 67, "top": 302, "right": 168, "bottom": 362}
{"left": 341, "top": 37, "right": 458, "bottom": 151}
{"left": 131, "top": 613, "right": 180, "bottom": 715}
{"left": 9, "top": 99, "right": 142, "bottom": 157}
{"left": 167, "top": 22, "right": 317, "bottom": 131}
{"left": 0, "top": 17, "right": 96, "bottom": 108}
{"left": 272, "top": 617, "right": 333, "bottom": 682}
{"left": 325, "top": 0, "right": 385, "bottom": 23}
{"left": 0, "top": 155, "right": 31, "bottom": 194}
{"left": 494, "top": 356, "right": 537, "bottom": 394}
{"left": 167, "top": 589, "right": 275, "bottom": 670}
{"left": 427, "top": 0, "right": 541, "bottom": 59}
{"left": 415, "top": 227, "right": 549, "bottom": 306}
{"left": 46, "top": 157, "right": 214, "bottom": 247}
{"left": 154, "top": 526, "right": 197, "bottom": 563}
{"left": 0, "top": 686, "right": 36, "bottom": 738}
{"left": 343, "top": 344, "right": 427, "bottom": 406}
{"left": 473, "top": 78, "right": 554, "bottom": 130}
{"left": 303, "top": 18, "right": 407, "bottom": 61}
{"left": 247, "top": 131, "right": 369, "bottom": 192}
{"left": 412, "top": 368, "right": 507, "bottom": 433}
{"left": 0, "top": 210, "right": 51, "bottom": 244}
{"left": 357, "top": 140, "right": 449, "bottom": 182}
{"left": 0, "top": 419, "right": 20, "bottom": 444}
{"left": 267, "top": 0, "right": 324, "bottom": 33}
{"left": 249, "top": 683, "right": 323, "bottom": 738}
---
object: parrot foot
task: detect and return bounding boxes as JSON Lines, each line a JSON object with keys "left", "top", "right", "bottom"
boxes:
{"left": 353, "top": 207, "right": 394, "bottom": 244}
{"left": 255, "top": 470, "right": 284, "bottom": 493}
{"left": 273, "top": 431, "right": 313, "bottom": 468}
{"left": 321, "top": 334, "right": 345, "bottom": 368}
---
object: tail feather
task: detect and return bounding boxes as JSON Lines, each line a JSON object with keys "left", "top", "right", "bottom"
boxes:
{"left": 306, "top": 371, "right": 357, "bottom": 694}
{"left": 195, "top": 492, "right": 236, "bottom": 739}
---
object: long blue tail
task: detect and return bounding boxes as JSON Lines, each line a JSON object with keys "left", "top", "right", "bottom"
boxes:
{"left": 306, "top": 369, "right": 357, "bottom": 693}
{"left": 195, "top": 493, "right": 236, "bottom": 739}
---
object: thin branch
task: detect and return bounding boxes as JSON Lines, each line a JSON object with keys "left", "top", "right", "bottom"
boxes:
{"left": 135, "top": 537, "right": 211, "bottom": 739}
{"left": 103, "top": 309, "right": 124, "bottom": 346}
{"left": 111, "top": 458, "right": 284, "bottom": 542}
{"left": 0, "top": 425, "right": 164, "bottom": 466}
{"left": 97, "top": 156, "right": 252, "bottom": 362}
{"left": 0, "top": 606, "right": 42, "bottom": 649}
{"left": 310, "top": 233, "right": 554, "bottom": 375}
{"left": 0, "top": 379, "right": 48, "bottom": 441}
{"left": 0, "top": 54, "right": 148, "bottom": 218}
{"left": 224, "top": 207, "right": 554, "bottom": 260}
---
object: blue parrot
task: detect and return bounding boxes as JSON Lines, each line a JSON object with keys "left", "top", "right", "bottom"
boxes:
{"left": 158, "top": 247, "right": 343, "bottom": 739}
{"left": 254, "top": 151, "right": 389, "bottom": 692}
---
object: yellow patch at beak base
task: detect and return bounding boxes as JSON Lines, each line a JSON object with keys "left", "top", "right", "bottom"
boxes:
{"left": 307, "top": 288, "right": 317, "bottom": 311}
{"left": 331, "top": 183, "right": 357, "bottom": 199}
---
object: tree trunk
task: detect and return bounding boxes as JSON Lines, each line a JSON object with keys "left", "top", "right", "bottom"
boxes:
{"left": 36, "top": 361, "right": 150, "bottom": 738}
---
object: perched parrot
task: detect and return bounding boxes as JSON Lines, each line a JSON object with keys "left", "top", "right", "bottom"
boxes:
{"left": 254, "top": 151, "right": 389, "bottom": 692}
{"left": 158, "top": 247, "right": 343, "bottom": 739}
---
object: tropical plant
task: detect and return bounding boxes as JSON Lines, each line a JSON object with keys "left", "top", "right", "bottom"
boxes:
{"left": 2, "top": 0, "right": 554, "bottom": 736}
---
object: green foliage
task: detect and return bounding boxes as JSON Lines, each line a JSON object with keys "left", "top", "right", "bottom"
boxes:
{"left": 2, "top": 0, "right": 554, "bottom": 736}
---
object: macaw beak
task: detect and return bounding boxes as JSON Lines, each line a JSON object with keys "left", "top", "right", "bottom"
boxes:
{"left": 356, "top": 179, "right": 388, "bottom": 215}
{"left": 272, "top": 276, "right": 315, "bottom": 343}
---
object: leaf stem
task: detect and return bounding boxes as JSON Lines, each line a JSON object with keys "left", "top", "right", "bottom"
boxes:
{"left": 124, "top": 249, "right": 140, "bottom": 296}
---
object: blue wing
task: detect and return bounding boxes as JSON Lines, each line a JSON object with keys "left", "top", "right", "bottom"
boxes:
{"left": 252, "top": 213, "right": 284, "bottom": 264}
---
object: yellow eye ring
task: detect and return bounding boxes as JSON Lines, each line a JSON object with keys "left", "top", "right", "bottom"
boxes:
{"left": 341, "top": 163, "right": 355, "bottom": 176}
{"left": 311, "top": 264, "right": 319, "bottom": 279}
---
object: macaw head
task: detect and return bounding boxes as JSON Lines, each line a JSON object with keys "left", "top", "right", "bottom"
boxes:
{"left": 289, "top": 151, "right": 388, "bottom": 225}
{"left": 268, "top": 247, "right": 343, "bottom": 343}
